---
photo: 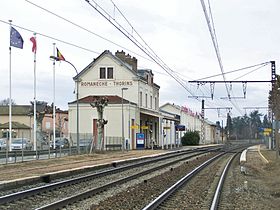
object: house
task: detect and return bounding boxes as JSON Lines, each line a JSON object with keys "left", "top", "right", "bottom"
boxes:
{"left": 0, "top": 105, "right": 32, "bottom": 139}
{"left": 0, "top": 104, "right": 68, "bottom": 148}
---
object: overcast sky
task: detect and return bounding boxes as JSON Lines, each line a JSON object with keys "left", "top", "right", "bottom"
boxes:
{"left": 0, "top": 0, "right": 278, "bottom": 123}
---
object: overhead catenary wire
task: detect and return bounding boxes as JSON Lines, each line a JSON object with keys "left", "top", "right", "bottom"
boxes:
{"left": 24, "top": 0, "right": 153, "bottom": 63}
{"left": 85, "top": 0, "right": 197, "bottom": 97}
{"left": 194, "top": 62, "right": 270, "bottom": 81}
{"left": 25, "top": 0, "right": 206, "bottom": 100}
{"left": 232, "top": 63, "right": 269, "bottom": 81}
{"left": 200, "top": 0, "right": 230, "bottom": 98}
{"left": 87, "top": 0, "right": 233, "bottom": 115}
{"left": 200, "top": 0, "right": 244, "bottom": 115}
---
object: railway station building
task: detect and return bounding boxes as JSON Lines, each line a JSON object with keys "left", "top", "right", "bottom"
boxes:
{"left": 68, "top": 50, "right": 162, "bottom": 149}
{"left": 68, "top": 50, "right": 218, "bottom": 149}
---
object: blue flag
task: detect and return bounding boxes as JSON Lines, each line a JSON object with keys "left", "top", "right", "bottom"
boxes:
{"left": 10, "top": 27, "right": 24, "bottom": 49}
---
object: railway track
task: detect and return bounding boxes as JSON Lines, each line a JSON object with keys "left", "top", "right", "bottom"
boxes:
{"left": 0, "top": 147, "right": 220, "bottom": 209}
{"left": 142, "top": 148, "right": 243, "bottom": 210}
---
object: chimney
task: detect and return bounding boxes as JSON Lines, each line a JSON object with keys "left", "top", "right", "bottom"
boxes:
{"left": 115, "top": 50, "right": 138, "bottom": 72}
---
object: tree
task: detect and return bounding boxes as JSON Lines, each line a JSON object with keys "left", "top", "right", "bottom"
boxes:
{"left": 249, "top": 110, "right": 262, "bottom": 139}
{"left": 262, "top": 114, "right": 271, "bottom": 128}
{"left": 229, "top": 111, "right": 263, "bottom": 140}
{"left": 269, "top": 74, "right": 280, "bottom": 159}
{"left": 0, "top": 98, "right": 16, "bottom": 105}
{"left": 225, "top": 113, "right": 233, "bottom": 139}
{"left": 30, "top": 101, "right": 48, "bottom": 131}
{"left": 181, "top": 131, "right": 200, "bottom": 145}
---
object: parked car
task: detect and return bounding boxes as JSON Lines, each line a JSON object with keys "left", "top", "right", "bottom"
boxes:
{"left": 11, "top": 138, "right": 32, "bottom": 150}
{"left": 0, "top": 138, "right": 7, "bottom": 150}
{"left": 51, "top": 138, "right": 69, "bottom": 149}
{"left": 79, "top": 139, "right": 93, "bottom": 147}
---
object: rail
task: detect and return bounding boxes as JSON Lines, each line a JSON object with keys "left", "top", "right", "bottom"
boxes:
{"left": 210, "top": 152, "right": 239, "bottom": 210}
{"left": 142, "top": 152, "right": 225, "bottom": 210}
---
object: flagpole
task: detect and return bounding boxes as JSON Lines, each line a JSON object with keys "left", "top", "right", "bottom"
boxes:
{"left": 53, "top": 43, "right": 56, "bottom": 149}
{"left": 6, "top": 20, "right": 12, "bottom": 164}
{"left": 33, "top": 33, "right": 37, "bottom": 155}
{"left": 8, "top": 20, "right": 12, "bottom": 152}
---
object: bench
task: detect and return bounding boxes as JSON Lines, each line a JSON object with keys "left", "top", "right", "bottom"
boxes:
{"left": 105, "top": 144, "right": 122, "bottom": 151}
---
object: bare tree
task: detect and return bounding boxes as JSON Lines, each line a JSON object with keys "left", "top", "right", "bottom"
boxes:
{"left": 0, "top": 98, "right": 16, "bottom": 105}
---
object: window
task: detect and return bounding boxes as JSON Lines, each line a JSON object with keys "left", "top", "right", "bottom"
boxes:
{"left": 155, "top": 97, "right": 157, "bottom": 110}
{"left": 140, "top": 92, "right": 143, "bottom": 107}
{"left": 100, "top": 67, "right": 106, "bottom": 79}
{"left": 107, "top": 67, "right": 113, "bottom": 79}
{"left": 46, "top": 122, "right": 51, "bottom": 129}
{"left": 145, "top": 93, "right": 148, "bottom": 107}
{"left": 100, "top": 67, "right": 113, "bottom": 79}
{"left": 150, "top": 95, "right": 152, "bottom": 109}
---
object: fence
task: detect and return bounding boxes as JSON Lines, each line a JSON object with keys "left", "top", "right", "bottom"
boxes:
{"left": 0, "top": 134, "right": 125, "bottom": 165}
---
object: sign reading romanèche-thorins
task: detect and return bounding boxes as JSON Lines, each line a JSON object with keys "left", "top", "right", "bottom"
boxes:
{"left": 80, "top": 80, "right": 133, "bottom": 87}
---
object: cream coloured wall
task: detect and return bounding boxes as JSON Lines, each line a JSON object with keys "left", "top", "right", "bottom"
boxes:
{"left": 0, "top": 115, "right": 32, "bottom": 128}
{"left": 69, "top": 102, "right": 139, "bottom": 146}
{"left": 78, "top": 55, "right": 140, "bottom": 104}
{"left": 139, "top": 81, "right": 159, "bottom": 111}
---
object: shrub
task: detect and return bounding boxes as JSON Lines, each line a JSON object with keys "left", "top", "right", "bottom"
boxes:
{"left": 181, "top": 131, "right": 200, "bottom": 145}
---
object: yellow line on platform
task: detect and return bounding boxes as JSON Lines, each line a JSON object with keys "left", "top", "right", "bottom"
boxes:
{"left": 258, "top": 145, "right": 269, "bottom": 163}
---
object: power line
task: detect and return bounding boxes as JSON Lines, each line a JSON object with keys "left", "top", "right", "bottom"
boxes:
{"left": 0, "top": 19, "right": 100, "bottom": 54}
{"left": 233, "top": 63, "right": 269, "bottom": 81}
{"left": 200, "top": 0, "right": 244, "bottom": 115}
{"left": 194, "top": 62, "right": 270, "bottom": 81}
{"left": 86, "top": 0, "right": 197, "bottom": 97}
{"left": 200, "top": 0, "right": 230, "bottom": 98}
{"left": 24, "top": 0, "right": 153, "bottom": 63}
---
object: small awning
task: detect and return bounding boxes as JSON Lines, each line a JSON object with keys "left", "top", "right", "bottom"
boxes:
{"left": 140, "top": 108, "right": 162, "bottom": 118}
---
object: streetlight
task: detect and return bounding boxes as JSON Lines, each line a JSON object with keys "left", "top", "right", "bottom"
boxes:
{"left": 121, "top": 87, "right": 128, "bottom": 152}
{"left": 50, "top": 56, "right": 80, "bottom": 154}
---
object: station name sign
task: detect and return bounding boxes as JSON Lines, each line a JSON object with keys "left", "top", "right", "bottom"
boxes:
{"left": 81, "top": 80, "right": 133, "bottom": 87}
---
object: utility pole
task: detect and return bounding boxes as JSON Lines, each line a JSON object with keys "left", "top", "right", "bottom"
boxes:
{"left": 201, "top": 99, "right": 205, "bottom": 144}
{"left": 90, "top": 97, "right": 108, "bottom": 151}
{"left": 269, "top": 61, "right": 279, "bottom": 159}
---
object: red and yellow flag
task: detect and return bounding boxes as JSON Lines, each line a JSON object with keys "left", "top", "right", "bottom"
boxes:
{"left": 56, "top": 48, "right": 65, "bottom": 61}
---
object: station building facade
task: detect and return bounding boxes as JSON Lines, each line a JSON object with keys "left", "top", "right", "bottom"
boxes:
{"left": 68, "top": 50, "right": 161, "bottom": 149}
{"left": 160, "top": 102, "right": 218, "bottom": 145}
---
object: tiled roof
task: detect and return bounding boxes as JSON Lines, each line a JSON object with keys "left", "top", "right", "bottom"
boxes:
{"left": 69, "top": 95, "right": 136, "bottom": 105}
{"left": 0, "top": 105, "right": 31, "bottom": 115}
{"left": 73, "top": 50, "right": 136, "bottom": 81}
{"left": 0, "top": 121, "right": 31, "bottom": 129}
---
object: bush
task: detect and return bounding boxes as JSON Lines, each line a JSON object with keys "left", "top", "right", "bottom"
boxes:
{"left": 181, "top": 131, "right": 200, "bottom": 146}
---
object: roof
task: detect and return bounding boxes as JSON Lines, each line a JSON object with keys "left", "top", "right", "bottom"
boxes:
{"left": 205, "top": 119, "right": 216, "bottom": 126}
{"left": 0, "top": 121, "right": 31, "bottom": 129}
{"left": 160, "top": 102, "right": 181, "bottom": 111}
{"left": 68, "top": 95, "right": 137, "bottom": 105}
{"left": 159, "top": 109, "right": 180, "bottom": 122}
{"left": 73, "top": 50, "right": 137, "bottom": 80}
{"left": 0, "top": 105, "right": 31, "bottom": 115}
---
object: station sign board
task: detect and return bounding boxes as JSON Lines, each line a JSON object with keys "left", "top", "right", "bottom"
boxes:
{"left": 175, "top": 124, "right": 186, "bottom": 131}
{"left": 136, "top": 133, "right": 145, "bottom": 149}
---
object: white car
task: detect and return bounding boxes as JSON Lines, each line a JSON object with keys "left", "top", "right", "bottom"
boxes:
{"left": 11, "top": 138, "right": 32, "bottom": 150}
{"left": 0, "top": 138, "right": 7, "bottom": 150}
